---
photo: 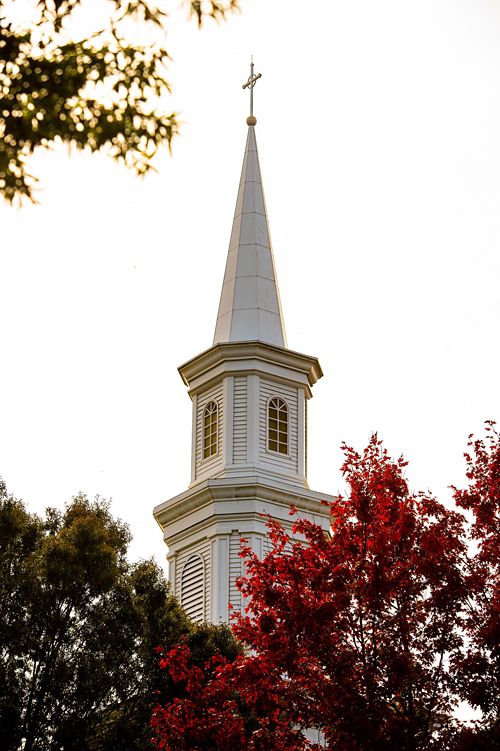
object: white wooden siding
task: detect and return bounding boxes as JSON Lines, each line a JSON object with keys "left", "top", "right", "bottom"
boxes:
{"left": 262, "top": 535, "right": 274, "bottom": 557}
{"left": 176, "top": 539, "right": 211, "bottom": 622}
{"left": 233, "top": 377, "right": 247, "bottom": 463}
{"left": 229, "top": 532, "right": 243, "bottom": 612}
{"left": 196, "top": 383, "right": 224, "bottom": 481}
{"left": 259, "top": 379, "right": 298, "bottom": 473}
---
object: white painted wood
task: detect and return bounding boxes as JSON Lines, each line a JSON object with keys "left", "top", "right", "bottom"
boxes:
{"left": 247, "top": 374, "right": 259, "bottom": 464}
{"left": 233, "top": 376, "right": 247, "bottom": 463}
{"left": 210, "top": 537, "right": 218, "bottom": 623}
{"left": 223, "top": 376, "right": 234, "bottom": 467}
{"left": 253, "top": 534, "right": 263, "bottom": 560}
{"left": 305, "top": 397, "right": 308, "bottom": 478}
{"left": 229, "top": 531, "right": 243, "bottom": 613}
{"left": 190, "top": 394, "right": 197, "bottom": 484}
{"left": 213, "top": 535, "right": 230, "bottom": 624}
{"left": 169, "top": 553, "right": 177, "bottom": 596}
{"left": 297, "top": 388, "right": 306, "bottom": 480}
{"left": 263, "top": 536, "right": 273, "bottom": 557}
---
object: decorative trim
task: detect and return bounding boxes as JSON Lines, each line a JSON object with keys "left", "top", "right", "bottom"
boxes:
{"left": 154, "top": 476, "right": 334, "bottom": 531}
{"left": 297, "top": 389, "right": 305, "bottom": 479}
{"left": 190, "top": 393, "right": 198, "bottom": 483}
{"left": 179, "top": 341, "right": 323, "bottom": 391}
{"left": 247, "top": 374, "right": 259, "bottom": 464}
{"left": 222, "top": 377, "right": 233, "bottom": 467}
{"left": 214, "top": 535, "right": 230, "bottom": 624}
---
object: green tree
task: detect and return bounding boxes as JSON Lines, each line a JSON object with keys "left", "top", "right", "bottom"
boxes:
{"left": 0, "top": 480, "right": 240, "bottom": 750}
{"left": 0, "top": 0, "right": 239, "bottom": 203}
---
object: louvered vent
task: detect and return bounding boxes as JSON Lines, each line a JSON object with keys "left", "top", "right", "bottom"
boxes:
{"left": 181, "top": 555, "right": 205, "bottom": 622}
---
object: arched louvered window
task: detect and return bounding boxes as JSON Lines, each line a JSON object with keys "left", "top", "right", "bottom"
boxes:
{"left": 268, "top": 397, "right": 288, "bottom": 454}
{"left": 181, "top": 554, "right": 205, "bottom": 622}
{"left": 203, "top": 401, "right": 218, "bottom": 459}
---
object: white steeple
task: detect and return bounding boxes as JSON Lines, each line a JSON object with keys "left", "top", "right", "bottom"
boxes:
{"left": 213, "top": 125, "right": 287, "bottom": 348}
{"left": 154, "top": 67, "right": 332, "bottom": 625}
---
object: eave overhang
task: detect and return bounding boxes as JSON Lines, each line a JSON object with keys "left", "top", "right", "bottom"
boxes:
{"left": 178, "top": 340, "right": 323, "bottom": 396}
{"left": 153, "top": 476, "right": 334, "bottom": 547}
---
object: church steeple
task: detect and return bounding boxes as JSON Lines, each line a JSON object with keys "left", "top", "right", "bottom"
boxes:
{"left": 153, "top": 67, "right": 332, "bottom": 625}
{"left": 213, "top": 124, "right": 287, "bottom": 348}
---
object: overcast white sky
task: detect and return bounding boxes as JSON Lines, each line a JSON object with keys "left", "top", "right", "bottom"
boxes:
{"left": 1, "top": 0, "right": 499, "bottom": 567}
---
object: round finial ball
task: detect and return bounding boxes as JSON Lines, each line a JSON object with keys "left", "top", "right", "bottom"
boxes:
{"left": 246, "top": 115, "right": 257, "bottom": 126}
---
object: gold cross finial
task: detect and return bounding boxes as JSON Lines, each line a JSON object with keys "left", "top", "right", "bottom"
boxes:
{"left": 242, "top": 57, "right": 261, "bottom": 125}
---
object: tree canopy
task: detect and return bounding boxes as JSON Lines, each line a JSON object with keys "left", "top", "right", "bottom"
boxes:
{"left": 151, "top": 425, "right": 500, "bottom": 751}
{"left": 0, "top": 0, "right": 239, "bottom": 203}
{"left": 0, "top": 485, "right": 240, "bottom": 750}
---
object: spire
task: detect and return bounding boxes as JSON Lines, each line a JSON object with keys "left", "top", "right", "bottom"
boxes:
{"left": 213, "top": 77, "right": 287, "bottom": 348}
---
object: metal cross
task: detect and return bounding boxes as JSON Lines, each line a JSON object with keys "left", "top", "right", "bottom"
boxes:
{"left": 242, "top": 58, "right": 262, "bottom": 118}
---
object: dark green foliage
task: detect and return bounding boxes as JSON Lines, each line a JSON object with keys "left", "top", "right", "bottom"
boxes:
{"left": 0, "top": 480, "right": 240, "bottom": 750}
{"left": 0, "top": 0, "right": 239, "bottom": 203}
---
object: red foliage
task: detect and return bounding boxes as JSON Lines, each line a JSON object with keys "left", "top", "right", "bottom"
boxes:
{"left": 451, "top": 422, "right": 500, "bottom": 734}
{"left": 151, "top": 428, "right": 500, "bottom": 750}
{"left": 151, "top": 640, "right": 307, "bottom": 750}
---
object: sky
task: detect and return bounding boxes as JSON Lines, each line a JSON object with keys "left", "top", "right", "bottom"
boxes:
{"left": 1, "top": 0, "right": 500, "bottom": 568}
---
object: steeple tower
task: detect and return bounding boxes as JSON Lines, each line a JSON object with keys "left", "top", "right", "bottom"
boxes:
{"left": 154, "top": 68, "right": 331, "bottom": 624}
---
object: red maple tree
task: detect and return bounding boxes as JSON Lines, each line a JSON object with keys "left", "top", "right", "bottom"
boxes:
{"left": 151, "top": 428, "right": 499, "bottom": 750}
{"left": 450, "top": 422, "right": 500, "bottom": 749}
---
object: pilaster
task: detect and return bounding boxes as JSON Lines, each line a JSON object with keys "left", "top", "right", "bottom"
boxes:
{"left": 247, "top": 374, "right": 259, "bottom": 465}
{"left": 211, "top": 535, "right": 230, "bottom": 623}
{"left": 223, "top": 376, "right": 234, "bottom": 467}
{"left": 190, "top": 393, "right": 198, "bottom": 484}
{"left": 297, "top": 388, "right": 306, "bottom": 481}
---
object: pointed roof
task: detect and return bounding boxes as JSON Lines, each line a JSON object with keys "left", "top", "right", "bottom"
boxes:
{"left": 213, "top": 125, "right": 287, "bottom": 348}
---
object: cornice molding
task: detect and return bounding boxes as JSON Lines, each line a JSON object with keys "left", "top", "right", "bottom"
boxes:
{"left": 153, "top": 476, "right": 334, "bottom": 531}
{"left": 178, "top": 341, "right": 323, "bottom": 391}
